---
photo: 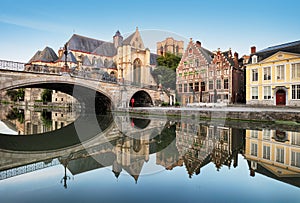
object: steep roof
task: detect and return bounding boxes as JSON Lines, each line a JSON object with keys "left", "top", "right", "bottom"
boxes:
{"left": 92, "top": 42, "right": 117, "bottom": 57}
{"left": 28, "top": 50, "right": 42, "bottom": 63}
{"left": 57, "top": 51, "right": 77, "bottom": 63}
{"left": 249, "top": 40, "right": 300, "bottom": 63}
{"left": 28, "top": 47, "right": 58, "bottom": 63}
{"left": 68, "top": 34, "right": 105, "bottom": 53}
{"left": 122, "top": 32, "right": 135, "bottom": 45}
{"left": 198, "top": 47, "right": 214, "bottom": 63}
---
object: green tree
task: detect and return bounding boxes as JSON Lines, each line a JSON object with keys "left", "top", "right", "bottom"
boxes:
{"left": 156, "top": 52, "right": 181, "bottom": 71}
{"left": 41, "top": 89, "right": 52, "bottom": 103}
{"left": 6, "top": 88, "right": 25, "bottom": 102}
{"left": 152, "top": 52, "right": 181, "bottom": 90}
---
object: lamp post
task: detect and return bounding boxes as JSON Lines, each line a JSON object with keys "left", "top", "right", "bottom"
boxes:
{"left": 63, "top": 42, "right": 69, "bottom": 73}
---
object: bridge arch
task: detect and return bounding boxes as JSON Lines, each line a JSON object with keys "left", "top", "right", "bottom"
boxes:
{"left": 129, "top": 90, "right": 153, "bottom": 107}
{"left": 0, "top": 76, "right": 115, "bottom": 113}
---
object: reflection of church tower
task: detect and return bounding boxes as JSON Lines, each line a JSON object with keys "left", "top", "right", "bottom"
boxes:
{"left": 112, "top": 160, "right": 122, "bottom": 179}
{"left": 112, "top": 136, "right": 150, "bottom": 183}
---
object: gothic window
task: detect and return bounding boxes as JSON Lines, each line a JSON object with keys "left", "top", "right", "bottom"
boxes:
{"left": 176, "top": 45, "right": 179, "bottom": 54}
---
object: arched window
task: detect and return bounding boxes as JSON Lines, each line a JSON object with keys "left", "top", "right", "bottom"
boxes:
{"left": 160, "top": 46, "right": 164, "bottom": 55}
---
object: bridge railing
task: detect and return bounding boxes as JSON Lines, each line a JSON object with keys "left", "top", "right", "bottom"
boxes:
{"left": 120, "top": 79, "right": 159, "bottom": 91}
{"left": 0, "top": 60, "right": 160, "bottom": 90}
{"left": 0, "top": 158, "right": 60, "bottom": 181}
{"left": 0, "top": 59, "right": 25, "bottom": 71}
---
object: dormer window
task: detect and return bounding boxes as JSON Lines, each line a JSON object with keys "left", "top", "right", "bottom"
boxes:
{"left": 252, "top": 55, "right": 258, "bottom": 64}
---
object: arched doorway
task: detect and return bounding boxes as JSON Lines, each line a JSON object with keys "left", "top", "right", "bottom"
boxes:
{"left": 133, "top": 58, "right": 141, "bottom": 85}
{"left": 129, "top": 91, "right": 153, "bottom": 107}
{"left": 276, "top": 89, "right": 286, "bottom": 106}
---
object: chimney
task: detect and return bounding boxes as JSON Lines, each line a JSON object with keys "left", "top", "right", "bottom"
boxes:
{"left": 251, "top": 46, "right": 256, "bottom": 54}
{"left": 234, "top": 52, "right": 239, "bottom": 68}
{"left": 196, "top": 41, "right": 201, "bottom": 48}
{"left": 234, "top": 52, "right": 239, "bottom": 59}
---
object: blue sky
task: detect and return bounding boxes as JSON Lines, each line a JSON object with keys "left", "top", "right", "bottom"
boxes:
{"left": 0, "top": 0, "right": 300, "bottom": 62}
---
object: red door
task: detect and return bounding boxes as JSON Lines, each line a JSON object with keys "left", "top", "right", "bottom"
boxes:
{"left": 276, "top": 90, "right": 286, "bottom": 106}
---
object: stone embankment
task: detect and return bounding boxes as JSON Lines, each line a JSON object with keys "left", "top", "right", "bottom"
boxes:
{"left": 122, "top": 105, "right": 300, "bottom": 123}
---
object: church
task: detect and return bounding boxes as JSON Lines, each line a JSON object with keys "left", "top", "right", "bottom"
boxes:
{"left": 26, "top": 27, "right": 158, "bottom": 86}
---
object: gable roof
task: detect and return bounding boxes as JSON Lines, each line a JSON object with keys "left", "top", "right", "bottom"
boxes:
{"left": 68, "top": 34, "right": 105, "bottom": 53}
{"left": 249, "top": 40, "right": 300, "bottom": 64}
{"left": 122, "top": 32, "right": 135, "bottom": 45}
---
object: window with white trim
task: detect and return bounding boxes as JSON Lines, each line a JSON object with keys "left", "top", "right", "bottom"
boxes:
{"left": 263, "top": 67, "right": 271, "bottom": 80}
{"left": 251, "top": 87, "right": 258, "bottom": 99}
{"left": 276, "top": 65, "right": 285, "bottom": 80}
{"left": 251, "top": 142, "right": 258, "bottom": 156}
{"left": 263, "top": 129, "right": 271, "bottom": 140}
{"left": 252, "top": 69, "right": 258, "bottom": 81}
{"left": 291, "top": 151, "right": 300, "bottom": 168}
{"left": 263, "top": 86, "right": 271, "bottom": 99}
{"left": 291, "top": 63, "right": 300, "bottom": 79}
{"left": 292, "top": 85, "right": 300, "bottom": 99}
{"left": 291, "top": 132, "right": 300, "bottom": 146}
{"left": 252, "top": 55, "right": 257, "bottom": 64}
{"left": 263, "top": 145, "right": 271, "bottom": 160}
{"left": 251, "top": 130, "right": 258, "bottom": 138}
{"left": 276, "top": 148, "right": 284, "bottom": 164}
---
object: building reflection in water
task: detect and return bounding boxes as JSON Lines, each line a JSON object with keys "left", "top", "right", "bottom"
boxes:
{"left": 0, "top": 106, "right": 79, "bottom": 135}
{"left": 244, "top": 129, "right": 300, "bottom": 187}
{"left": 1, "top": 115, "right": 300, "bottom": 190}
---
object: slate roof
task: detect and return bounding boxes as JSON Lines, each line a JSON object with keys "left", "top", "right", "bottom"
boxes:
{"left": 28, "top": 50, "right": 42, "bottom": 63}
{"left": 122, "top": 32, "right": 135, "bottom": 45}
{"left": 68, "top": 34, "right": 105, "bottom": 53}
{"left": 92, "top": 42, "right": 117, "bottom": 57}
{"left": 28, "top": 47, "right": 58, "bottom": 63}
{"left": 248, "top": 40, "right": 300, "bottom": 64}
{"left": 198, "top": 47, "right": 214, "bottom": 63}
{"left": 57, "top": 51, "right": 77, "bottom": 63}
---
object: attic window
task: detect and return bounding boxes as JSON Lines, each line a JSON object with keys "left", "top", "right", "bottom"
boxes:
{"left": 252, "top": 55, "right": 258, "bottom": 64}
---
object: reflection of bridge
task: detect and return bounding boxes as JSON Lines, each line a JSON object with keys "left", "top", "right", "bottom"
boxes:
{"left": 0, "top": 114, "right": 167, "bottom": 181}
{"left": 0, "top": 62, "right": 163, "bottom": 109}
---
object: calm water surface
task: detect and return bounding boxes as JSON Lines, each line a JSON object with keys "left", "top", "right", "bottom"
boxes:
{"left": 0, "top": 104, "right": 299, "bottom": 203}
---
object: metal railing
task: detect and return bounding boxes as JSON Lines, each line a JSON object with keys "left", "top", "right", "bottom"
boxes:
{"left": 0, "top": 158, "right": 60, "bottom": 180}
{"left": 0, "top": 59, "right": 25, "bottom": 71}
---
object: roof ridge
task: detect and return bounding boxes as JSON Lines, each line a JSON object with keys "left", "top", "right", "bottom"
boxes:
{"left": 71, "top": 34, "right": 106, "bottom": 43}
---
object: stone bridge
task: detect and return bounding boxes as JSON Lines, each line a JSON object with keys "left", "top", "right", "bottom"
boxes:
{"left": 0, "top": 69, "right": 163, "bottom": 110}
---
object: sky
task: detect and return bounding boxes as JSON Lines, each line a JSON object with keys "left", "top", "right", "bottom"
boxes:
{"left": 0, "top": 0, "right": 300, "bottom": 62}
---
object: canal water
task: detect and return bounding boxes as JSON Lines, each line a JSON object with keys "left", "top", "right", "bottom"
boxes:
{"left": 0, "top": 104, "right": 299, "bottom": 203}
